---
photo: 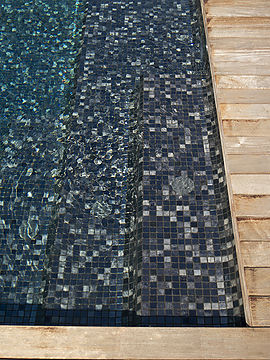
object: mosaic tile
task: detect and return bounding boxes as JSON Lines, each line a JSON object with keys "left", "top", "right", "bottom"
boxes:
{"left": 0, "top": 0, "right": 245, "bottom": 326}
{"left": 125, "top": 74, "right": 243, "bottom": 325}
{"left": 0, "top": 0, "right": 85, "bottom": 324}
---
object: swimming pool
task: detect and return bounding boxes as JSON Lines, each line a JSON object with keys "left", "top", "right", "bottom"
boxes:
{"left": 0, "top": 0, "right": 245, "bottom": 326}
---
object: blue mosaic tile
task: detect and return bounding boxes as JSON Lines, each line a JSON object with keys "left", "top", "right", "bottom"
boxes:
{"left": 0, "top": 0, "right": 245, "bottom": 326}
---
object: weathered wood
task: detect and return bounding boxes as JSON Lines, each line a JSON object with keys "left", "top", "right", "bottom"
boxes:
{"left": 217, "top": 89, "right": 270, "bottom": 104}
{"left": 214, "top": 62, "right": 270, "bottom": 75}
{"left": 201, "top": 0, "right": 270, "bottom": 330}
{"left": 224, "top": 136, "right": 270, "bottom": 154}
{"left": 231, "top": 174, "right": 270, "bottom": 195}
{"left": 1, "top": 326, "right": 270, "bottom": 360}
{"left": 223, "top": 119, "right": 270, "bottom": 136}
{"left": 206, "top": 0, "right": 270, "bottom": 5}
{"left": 249, "top": 297, "right": 270, "bottom": 326}
{"left": 216, "top": 75, "right": 270, "bottom": 89}
{"left": 205, "top": 0, "right": 270, "bottom": 18}
{"left": 237, "top": 218, "right": 270, "bottom": 240}
{"left": 211, "top": 37, "right": 270, "bottom": 50}
{"left": 241, "top": 241, "right": 270, "bottom": 267}
{"left": 245, "top": 268, "right": 270, "bottom": 295}
{"left": 208, "top": 25, "right": 270, "bottom": 38}
{"left": 220, "top": 104, "right": 270, "bottom": 120}
{"left": 213, "top": 50, "right": 270, "bottom": 67}
{"left": 208, "top": 16, "right": 270, "bottom": 27}
{"left": 234, "top": 195, "right": 270, "bottom": 218}
{"left": 227, "top": 154, "right": 270, "bottom": 173}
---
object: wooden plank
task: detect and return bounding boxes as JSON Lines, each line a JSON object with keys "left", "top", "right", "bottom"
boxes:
{"left": 201, "top": 0, "right": 270, "bottom": 330}
{"left": 241, "top": 241, "right": 270, "bottom": 267}
{"left": 1, "top": 326, "right": 270, "bottom": 360}
{"left": 224, "top": 137, "right": 270, "bottom": 154}
{"left": 245, "top": 268, "right": 270, "bottom": 295}
{"left": 207, "top": 9, "right": 270, "bottom": 19}
{"left": 220, "top": 104, "right": 270, "bottom": 120}
{"left": 205, "top": 1, "right": 270, "bottom": 18}
{"left": 210, "top": 38, "right": 270, "bottom": 51}
{"left": 231, "top": 174, "right": 270, "bottom": 195}
{"left": 227, "top": 155, "right": 270, "bottom": 173}
{"left": 213, "top": 50, "right": 270, "bottom": 66}
{"left": 237, "top": 218, "right": 270, "bottom": 241}
{"left": 208, "top": 27, "right": 270, "bottom": 38}
{"left": 217, "top": 89, "right": 270, "bottom": 104}
{"left": 206, "top": 0, "right": 270, "bottom": 4}
{"left": 213, "top": 62, "right": 270, "bottom": 75}
{"left": 216, "top": 75, "right": 270, "bottom": 89}
{"left": 234, "top": 195, "right": 270, "bottom": 217}
{"left": 223, "top": 119, "right": 270, "bottom": 136}
{"left": 249, "top": 296, "right": 270, "bottom": 326}
{"left": 207, "top": 17, "right": 270, "bottom": 27}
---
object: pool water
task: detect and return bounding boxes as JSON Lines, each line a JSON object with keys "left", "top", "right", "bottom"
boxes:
{"left": 0, "top": 0, "right": 245, "bottom": 326}
{"left": 0, "top": 0, "right": 85, "bottom": 323}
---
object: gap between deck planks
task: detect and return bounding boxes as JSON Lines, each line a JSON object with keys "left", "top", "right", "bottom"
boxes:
{"left": 201, "top": 0, "right": 270, "bottom": 326}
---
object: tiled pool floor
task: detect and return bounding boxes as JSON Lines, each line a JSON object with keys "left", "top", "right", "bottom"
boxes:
{"left": 0, "top": 0, "right": 244, "bottom": 326}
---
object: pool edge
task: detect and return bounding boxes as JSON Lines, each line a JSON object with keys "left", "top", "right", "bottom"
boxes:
{"left": 200, "top": 0, "right": 270, "bottom": 327}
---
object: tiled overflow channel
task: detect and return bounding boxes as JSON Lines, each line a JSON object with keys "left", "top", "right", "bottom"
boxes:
{"left": 0, "top": 0, "right": 245, "bottom": 326}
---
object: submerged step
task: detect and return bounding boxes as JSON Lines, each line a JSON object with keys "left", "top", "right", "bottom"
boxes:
{"left": 0, "top": 0, "right": 244, "bottom": 326}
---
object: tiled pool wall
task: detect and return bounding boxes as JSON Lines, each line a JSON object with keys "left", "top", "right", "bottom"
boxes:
{"left": 0, "top": 0, "right": 245, "bottom": 326}
{"left": 0, "top": 0, "right": 86, "bottom": 324}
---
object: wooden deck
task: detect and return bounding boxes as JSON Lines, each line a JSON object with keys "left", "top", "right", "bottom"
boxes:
{"left": 200, "top": 0, "right": 270, "bottom": 326}
{"left": 1, "top": 327, "right": 270, "bottom": 359}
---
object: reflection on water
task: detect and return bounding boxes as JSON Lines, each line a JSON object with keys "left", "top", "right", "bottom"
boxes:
{"left": 0, "top": 0, "right": 85, "bottom": 317}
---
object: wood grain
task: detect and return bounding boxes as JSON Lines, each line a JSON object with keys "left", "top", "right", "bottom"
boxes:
{"left": 220, "top": 104, "right": 270, "bottom": 120}
{"left": 214, "top": 62, "right": 270, "bottom": 75}
{"left": 201, "top": 0, "right": 270, "bottom": 329}
{"left": 211, "top": 38, "right": 270, "bottom": 50}
{"left": 216, "top": 75, "right": 270, "bottom": 89}
{"left": 241, "top": 241, "right": 270, "bottom": 267}
{"left": 224, "top": 137, "right": 270, "bottom": 154}
{"left": 207, "top": 17, "right": 270, "bottom": 28}
{"left": 227, "top": 154, "right": 270, "bottom": 173}
{"left": 231, "top": 174, "right": 270, "bottom": 195}
{"left": 213, "top": 50, "right": 270, "bottom": 67}
{"left": 209, "top": 27, "right": 270, "bottom": 38}
{"left": 245, "top": 268, "right": 270, "bottom": 295}
{"left": 217, "top": 89, "right": 270, "bottom": 104}
{"left": 249, "top": 297, "right": 270, "bottom": 326}
{"left": 0, "top": 326, "right": 270, "bottom": 359}
{"left": 223, "top": 119, "right": 270, "bottom": 136}
{"left": 205, "top": 0, "right": 270, "bottom": 18}
{"left": 234, "top": 195, "right": 270, "bottom": 218}
{"left": 237, "top": 218, "right": 270, "bottom": 240}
